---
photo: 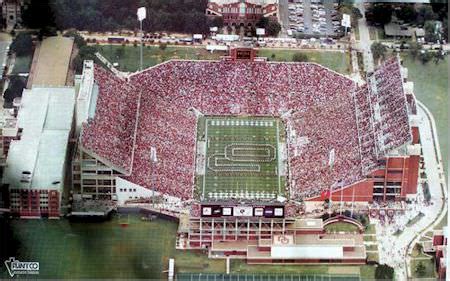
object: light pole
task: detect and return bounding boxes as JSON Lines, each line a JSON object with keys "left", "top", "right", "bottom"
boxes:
{"left": 137, "top": 7, "right": 147, "bottom": 71}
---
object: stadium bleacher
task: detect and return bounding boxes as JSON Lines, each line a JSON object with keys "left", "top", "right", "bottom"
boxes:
{"left": 80, "top": 57, "right": 411, "bottom": 203}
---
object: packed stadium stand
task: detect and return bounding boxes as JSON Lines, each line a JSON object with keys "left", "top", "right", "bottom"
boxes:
{"left": 74, "top": 52, "right": 417, "bottom": 206}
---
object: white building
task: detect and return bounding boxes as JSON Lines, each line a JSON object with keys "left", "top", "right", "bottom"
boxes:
{"left": 3, "top": 87, "right": 75, "bottom": 218}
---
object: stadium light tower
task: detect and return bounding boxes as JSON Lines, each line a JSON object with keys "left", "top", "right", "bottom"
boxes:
{"left": 137, "top": 7, "right": 147, "bottom": 71}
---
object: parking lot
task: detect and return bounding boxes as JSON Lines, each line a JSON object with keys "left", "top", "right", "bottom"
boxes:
{"left": 288, "top": 0, "right": 341, "bottom": 37}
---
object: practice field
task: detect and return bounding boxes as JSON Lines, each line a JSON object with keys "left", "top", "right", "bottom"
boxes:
{"left": 196, "top": 117, "right": 286, "bottom": 201}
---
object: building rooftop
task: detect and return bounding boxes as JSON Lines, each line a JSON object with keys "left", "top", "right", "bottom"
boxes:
{"left": 28, "top": 36, "right": 74, "bottom": 88}
{"left": 3, "top": 87, "right": 75, "bottom": 190}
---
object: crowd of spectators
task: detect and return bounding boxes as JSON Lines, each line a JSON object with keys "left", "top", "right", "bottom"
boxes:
{"left": 81, "top": 57, "right": 411, "bottom": 203}
{"left": 81, "top": 66, "right": 139, "bottom": 174}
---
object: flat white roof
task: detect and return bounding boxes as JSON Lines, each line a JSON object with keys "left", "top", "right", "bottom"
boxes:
{"left": 3, "top": 87, "right": 75, "bottom": 190}
{"left": 271, "top": 245, "right": 344, "bottom": 259}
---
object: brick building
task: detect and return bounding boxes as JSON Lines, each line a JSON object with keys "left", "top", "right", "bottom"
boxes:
{"left": 206, "top": 0, "right": 278, "bottom": 27}
{"left": 2, "top": 87, "right": 75, "bottom": 218}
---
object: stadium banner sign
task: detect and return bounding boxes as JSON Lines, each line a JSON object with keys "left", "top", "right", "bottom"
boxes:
{"left": 201, "top": 205, "right": 222, "bottom": 217}
{"left": 200, "top": 205, "right": 285, "bottom": 218}
{"left": 222, "top": 207, "right": 233, "bottom": 216}
{"left": 263, "top": 206, "right": 284, "bottom": 218}
{"left": 254, "top": 207, "right": 264, "bottom": 217}
{"left": 233, "top": 206, "right": 253, "bottom": 217}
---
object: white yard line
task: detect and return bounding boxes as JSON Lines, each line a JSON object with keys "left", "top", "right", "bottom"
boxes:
{"left": 202, "top": 118, "right": 208, "bottom": 199}
{"left": 276, "top": 119, "right": 281, "bottom": 194}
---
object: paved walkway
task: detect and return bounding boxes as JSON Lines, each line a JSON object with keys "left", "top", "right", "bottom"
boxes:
{"left": 405, "top": 101, "right": 448, "bottom": 279}
{"left": 373, "top": 102, "right": 446, "bottom": 281}
{"left": 355, "top": 2, "right": 374, "bottom": 73}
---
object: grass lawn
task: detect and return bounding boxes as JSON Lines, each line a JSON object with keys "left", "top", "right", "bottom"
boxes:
{"left": 324, "top": 222, "right": 359, "bottom": 233}
{"left": 435, "top": 212, "right": 447, "bottom": 230}
{"left": 97, "top": 45, "right": 226, "bottom": 72}
{"left": 0, "top": 215, "right": 225, "bottom": 279}
{"left": 365, "top": 224, "right": 376, "bottom": 235}
{"left": 363, "top": 235, "right": 377, "bottom": 242}
{"left": 366, "top": 252, "right": 379, "bottom": 263}
{"left": 98, "top": 45, "right": 351, "bottom": 75}
{"left": 360, "top": 265, "right": 376, "bottom": 280}
{"left": 400, "top": 55, "right": 448, "bottom": 177}
{"left": 411, "top": 258, "right": 436, "bottom": 279}
{"left": 258, "top": 49, "right": 350, "bottom": 74}
{"left": 354, "top": 26, "right": 360, "bottom": 41}
{"left": 368, "top": 26, "right": 385, "bottom": 40}
{"left": 11, "top": 55, "right": 32, "bottom": 74}
{"left": 365, "top": 244, "right": 378, "bottom": 251}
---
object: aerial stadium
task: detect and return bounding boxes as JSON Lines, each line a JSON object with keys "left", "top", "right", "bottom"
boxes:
{"left": 70, "top": 48, "right": 420, "bottom": 264}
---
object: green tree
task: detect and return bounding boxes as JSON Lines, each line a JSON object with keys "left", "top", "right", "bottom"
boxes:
{"left": 375, "top": 264, "right": 394, "bottom": 280}
{"left": 419, "top": 50, "right": 434, "bottom": 64}
{"left": 409, "top": 42, "right": 423, "bottom": 60}
{"left": 209, "top": 16, "right": 224, "bottom": 28}
{"left": 396, "top": 4, "right": 417, "bottom": 23}
{"left": 366, "top": 4, "right": 393, "bottom": 26}
{"left": 10, "top": 33, "right": 33, "bottom": 57}
{"left": 159, "top": 43, "right": 167, "bottom": 51}
{"left": 21, "top": 0, "right": 55, "bottom": 29}
{"left": 337, "top": 4, "right": 361, "bottom": 28}
{"left": 38, "top": 26, "right": 58, "bottom": 41}
{"left": 443, "top": 17, "right": 448, "bottom": 41}
{"left": 256, "top": 17, "right": 269, "bottom": 29}
{"left": 430, "top": 0, "right": 448, "bottom": 19}
{"left": 424, "top": 21, "right": 440, "bottom": 43}
{"left": 63, "top": 30, "right": 86, "bottom": 48}
{"left": 371, "top": 42, "right": 387, "bottom": 61}
{"left": 415, "top": 261, "right": 426, "bottom": 277}
{"left": 73, "top": 45, "right": 98, "bottom": 74}
{"left": 417, "top": 5, "right": 437, "bottom": 26}
{"left": 433, "top": 47, "right": 445, "bottom": 64}
{"left": 4, "top": 76, "right": 26, "bottom": 103}
{"left": 292, "top": 53, "right": 308, "bottom": 62}
{"left": 256, "top": 17, "right": 281, "bottom": 37}
{"left": 266, "top": 19, "right": 281, "bottom": 37}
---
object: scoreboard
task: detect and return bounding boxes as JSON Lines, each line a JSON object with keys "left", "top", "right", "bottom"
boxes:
{"left": 236, "top": 49, "right": 252, "bottom": 60}
{"left": 230, "top": 48, "right": 257, "bottom": 61}
{"left": 201, "top": 205, "right": 284, "bottom": 218}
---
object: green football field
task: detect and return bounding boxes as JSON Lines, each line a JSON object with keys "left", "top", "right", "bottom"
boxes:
{"left": 196, "top": 116, "right": 286, "bottom": 201}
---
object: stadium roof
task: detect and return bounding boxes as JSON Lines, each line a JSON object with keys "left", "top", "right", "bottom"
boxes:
{"left": 80, "top": 57, "right": 411, "bottom": 200}
{"left": 3, "top": 87, "right": 75, "bottom": 190}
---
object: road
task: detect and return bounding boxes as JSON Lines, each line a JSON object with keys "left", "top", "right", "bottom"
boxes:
{"left": 278, "top": 0, "right": 290, "bottom": 34}
{"left": 355, "top": 2, "right": 374, "bottom": 72}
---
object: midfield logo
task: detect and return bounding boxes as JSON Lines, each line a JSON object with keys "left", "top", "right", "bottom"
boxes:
{"left": 4, "top": 257, "right": 39, "bottom": 277}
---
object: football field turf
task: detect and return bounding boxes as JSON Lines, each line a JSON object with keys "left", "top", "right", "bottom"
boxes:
{"left": 196, "top": 116, "right": 286, "bottom": 201}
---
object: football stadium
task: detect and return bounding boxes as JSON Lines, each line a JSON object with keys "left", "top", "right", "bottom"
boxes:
{"left": 70, "top": 48, "right": 420, "bottom": 266}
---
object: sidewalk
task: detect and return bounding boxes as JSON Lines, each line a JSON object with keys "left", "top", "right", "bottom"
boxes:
{"left": 374, "top": 102, "right": 446, "bottom": 281}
